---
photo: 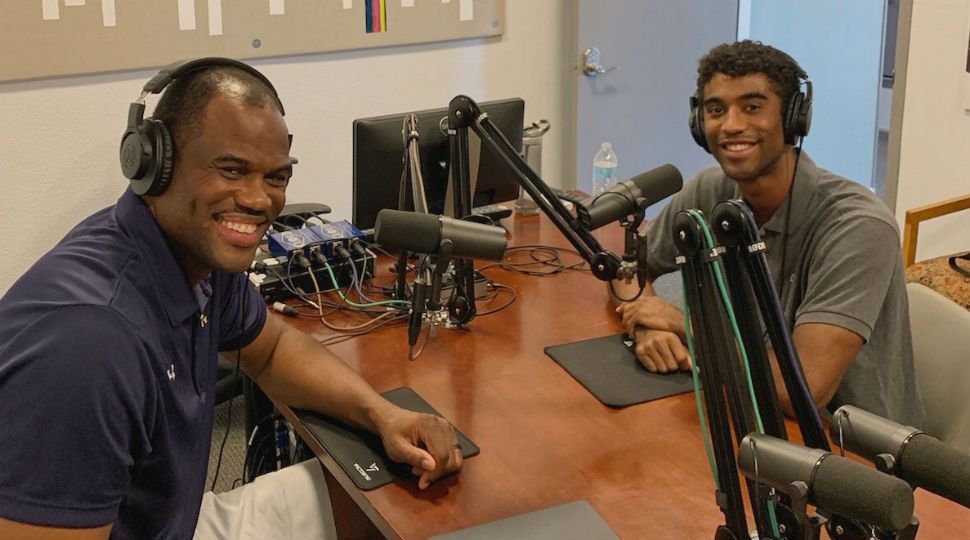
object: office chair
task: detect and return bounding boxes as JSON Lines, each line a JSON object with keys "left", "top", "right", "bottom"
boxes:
{"left": 902, "top": 194, "right": 970, "bottom": 310}
{"left": 907, "top": 282, "right": 970, "bottom": 452}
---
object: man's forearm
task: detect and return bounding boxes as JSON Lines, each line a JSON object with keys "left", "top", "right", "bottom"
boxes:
{"left": 767, "top": 324, "right": 857, "bottom": 419}
{"left": 244, "top": 321, "right": 394, "bottom": 433}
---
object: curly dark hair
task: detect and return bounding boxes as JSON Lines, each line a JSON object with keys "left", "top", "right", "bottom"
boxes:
{"left": 696, "top": 40, "right": 807, "bottom": 110}
{"left": 151, "top": 65, "right": 284, "bottom": 158}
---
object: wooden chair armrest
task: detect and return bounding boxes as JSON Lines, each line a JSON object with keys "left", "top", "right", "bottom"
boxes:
{"left": 902, "top": 194, "right": 970, "bottom": 267}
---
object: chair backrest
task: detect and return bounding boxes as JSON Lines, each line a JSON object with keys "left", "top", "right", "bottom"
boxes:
{"left": 902, "top": 194, "right": 970, "bottom": 267}
{"left": 907, "top": 282, "right": 970, "bottom": 451}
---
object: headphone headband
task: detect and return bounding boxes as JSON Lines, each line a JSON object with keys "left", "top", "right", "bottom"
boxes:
{"left": 140, "top": 57, "right": 284, "bottom": 115}
{"left": 120, "top": 57, "right": 284, "bottom": 196}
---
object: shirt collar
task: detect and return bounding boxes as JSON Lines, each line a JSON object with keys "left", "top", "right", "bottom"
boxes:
{"left": 758, "top": 152, "right": 818, "bottom": 235}
{"left": 114, "top": 188, "right": 207, "bottom": 325}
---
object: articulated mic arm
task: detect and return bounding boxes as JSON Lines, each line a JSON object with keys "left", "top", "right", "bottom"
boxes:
{"left": 447, "top": 95, "right": 625, "bottom": 282}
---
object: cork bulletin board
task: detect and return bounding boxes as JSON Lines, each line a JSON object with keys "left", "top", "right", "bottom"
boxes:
{"left": 0, "top": 0, "right": 505, "bottom": 83}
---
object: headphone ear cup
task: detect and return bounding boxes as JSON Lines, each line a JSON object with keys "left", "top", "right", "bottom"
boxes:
{"left": 688, "top": 98, "right": 710, "bottom": 153}
{"left": 148, "top": 120, "right": 176, "bottom": 196}
{"left": 797, "top": 92, "right": 812, "bottom": 140}
{"left": 125, "top": 119, "right": 174, "bottom": 196}
{"left": 784, "top": 91, "right": 804, "bottom": 145}
{"left": 120, "top": 126, "right": 151, "bottom": 182}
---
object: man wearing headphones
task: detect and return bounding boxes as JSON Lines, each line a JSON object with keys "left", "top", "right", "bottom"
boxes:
{"left": 612, "top": 41, "right": 924, "bottom": 426}
{"left": 0, "top": 59, "right": 462, "bottom": 539}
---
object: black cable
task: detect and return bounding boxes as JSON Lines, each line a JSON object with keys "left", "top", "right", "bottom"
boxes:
{"left": 263, "top": 265, "right": 306, "bottom": 300}
{"left": 477, "top": 245, "right": 589, "bottom": 276}
{"left": 272, "top": 251, "right": 393, "bottom": 315}
{"left": 245, "top": 430, "right": 275, "bottom": 483}
{"left": 283, "top": 254, "right": 306, "bottom": 302}
{"left": 210, "top": 269, "right": 250, "bottom": 491}
{"left": 475, "top": 283, "right": 517, "bottom": 316}
{"left": 777, "top": 142, "right": 804, "bottom": 301}
{"left": 242, "top": 413, "right": 278, "bottom": 483}
{"left": 606, "top": 279, "right": 646, "bottom": 304}
{"left": 209, "top": 351, "right": 239, "bottom": 491}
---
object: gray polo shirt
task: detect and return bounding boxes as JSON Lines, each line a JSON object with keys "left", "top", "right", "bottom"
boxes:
{"left": 644, "top": 154, "right": 924, "bottom": 427}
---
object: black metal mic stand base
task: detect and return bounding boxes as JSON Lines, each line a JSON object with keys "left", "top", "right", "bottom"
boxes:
{"left": 827, "top": 515, "right": 919, "bottom": 540}
{"left": 715, "top": 525, "right": 743, "bottom": 540}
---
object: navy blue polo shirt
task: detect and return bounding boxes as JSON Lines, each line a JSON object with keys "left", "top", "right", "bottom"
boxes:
{"left": 0, "top": 189, "right": 266, "bottom": 538}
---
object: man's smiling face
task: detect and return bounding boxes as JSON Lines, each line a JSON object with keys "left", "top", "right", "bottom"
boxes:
{"left": 701, "top": 72, "right": 788, "bottom": 183}
{"left": 146, "top": 94, "right": 291, "bottom": 284}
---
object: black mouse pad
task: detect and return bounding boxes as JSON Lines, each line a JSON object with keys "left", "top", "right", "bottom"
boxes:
{"left": 545, "top": 333, "right": 694, "bottom": 408}
{"left": 296, "top": 387, "right": 479, "bottom": 490}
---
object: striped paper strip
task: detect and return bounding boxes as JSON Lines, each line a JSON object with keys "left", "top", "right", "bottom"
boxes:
{"left": 365, "top": 0, "right": 387, "bottom": 33}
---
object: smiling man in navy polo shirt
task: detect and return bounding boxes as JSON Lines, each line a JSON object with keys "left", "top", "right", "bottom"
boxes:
{"left": 0, "top": 59, "right": 463, "bottom": 540}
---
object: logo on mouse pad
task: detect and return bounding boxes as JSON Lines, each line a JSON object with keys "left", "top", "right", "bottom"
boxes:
{"left": 353, "top": 462, "right": 373, "bottom": 482}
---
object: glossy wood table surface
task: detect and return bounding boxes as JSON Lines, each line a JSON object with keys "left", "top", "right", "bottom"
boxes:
{"left": 277, "top": 213, "right": 970, "bottom": 539}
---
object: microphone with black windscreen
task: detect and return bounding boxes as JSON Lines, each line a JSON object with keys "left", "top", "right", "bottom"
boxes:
{"left": 374, "top": 209, "right": 508, "bottom": 260}
{"left": 832, "top": 404, "right": 970, "bottom": 509}
{"left": 738, "top": 432, "right": 915, "bottom": 532}
{"left": 577, "top": 164, "right": 684, "bottom": 231}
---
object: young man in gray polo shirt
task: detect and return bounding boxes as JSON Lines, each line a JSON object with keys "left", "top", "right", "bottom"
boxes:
{"left": 614, "top": 40, "right": 924, "bottom": 427}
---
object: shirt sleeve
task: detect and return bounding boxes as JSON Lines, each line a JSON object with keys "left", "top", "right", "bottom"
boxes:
{"left": 217, "top": 271, "right": 267, "bottom": 352}
{"left": 644, "top": 168, "right": 729, "bottom": 279}
{"left": 0, "top": 306, "right": 156, "bottom": 528}
{"left": 794, "top": 216, "right": 900, "bottom": 341}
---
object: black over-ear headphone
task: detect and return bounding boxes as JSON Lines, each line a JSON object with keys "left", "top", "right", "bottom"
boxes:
{"left": 119, "top": 57, "right": 284, "bottom": 196}
{"left": 688, "top": 79, "right": 813, "bottom": 153}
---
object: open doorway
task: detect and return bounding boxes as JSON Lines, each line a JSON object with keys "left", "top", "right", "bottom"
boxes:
{"left": 875, "top": 0, "right": 901, "bottom": 198}
{"left": 739, "top": 1, "right": 890, "bottom": 194}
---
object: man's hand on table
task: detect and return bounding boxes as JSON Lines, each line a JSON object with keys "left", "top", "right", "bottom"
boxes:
{"left": 378, "top": 406, "right": 464, "bottom": 489}
{"left": 616, "top": 296, "right": 691, "bottom": 374}
{"left": 616, "top": 295, "right": 686, "bottom": 338}
{"left": 629, "top": 327, "right": 691, "bottom": 373}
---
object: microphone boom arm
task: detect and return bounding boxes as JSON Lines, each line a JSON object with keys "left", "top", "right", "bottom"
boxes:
{"left": 448, "top": 95, "right": 623, "bottom": 281}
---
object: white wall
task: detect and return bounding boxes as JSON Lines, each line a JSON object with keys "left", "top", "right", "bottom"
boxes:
{"left": 0, "top": 1, "right": 569, "bottom": 295}
{"left": 894, "top": 0, "right": 970, "bottom": 261}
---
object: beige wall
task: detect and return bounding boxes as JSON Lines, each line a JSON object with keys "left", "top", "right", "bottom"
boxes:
{"left": 894, "top": 0, "right": 970, "bottom": 261}
{"left": 0, "top": 1, "right": 570, "bottom": 295}
{"left": 3, "top": 0, "right": 967, "bottom": 295}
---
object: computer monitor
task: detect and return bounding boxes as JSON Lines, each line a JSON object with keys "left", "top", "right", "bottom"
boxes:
{"left": 352, "top": 98, "right": 525, "bottom": 231}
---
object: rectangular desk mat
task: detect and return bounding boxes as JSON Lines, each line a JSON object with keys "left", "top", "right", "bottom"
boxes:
{"left": 545, "top": 333, "right": 694, "bottom": 408}
{"left": 429, "top": 500, "right": 620, "bottom": 540}
{"left": 296, "top": 387, "right": 479, "bottom": 490}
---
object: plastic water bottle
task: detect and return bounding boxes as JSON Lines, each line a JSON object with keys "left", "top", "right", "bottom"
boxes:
{"left": 591, "top": 142, "right": 618, "bottom": 195}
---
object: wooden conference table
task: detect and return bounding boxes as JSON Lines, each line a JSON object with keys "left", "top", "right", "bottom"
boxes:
{"left": 275, "top": 213, "right": 969, "bottom": 539}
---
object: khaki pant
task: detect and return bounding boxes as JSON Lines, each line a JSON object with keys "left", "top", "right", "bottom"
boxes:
{"left": 194, "top": 459, "right": 336, "bottom": 540}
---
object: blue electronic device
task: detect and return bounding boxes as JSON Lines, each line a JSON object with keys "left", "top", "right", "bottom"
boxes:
{"left": 311, "top": 220, "right": 366, "bottom": 257}
{"left": 267, "top": 219, "right": 365, "bottom": 259}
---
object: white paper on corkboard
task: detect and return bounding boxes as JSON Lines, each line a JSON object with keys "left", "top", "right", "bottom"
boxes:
{"left": 1, "top": 0, "right": 505, "bottom": 82}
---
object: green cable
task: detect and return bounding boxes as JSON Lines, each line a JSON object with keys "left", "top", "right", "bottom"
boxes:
{"left": 682, "top": 286, "right": 719, "bottom": 490}
{"left": 685, "top": 209, "right": 779, "bottom": 538}
{"left": 322, "top": 260, "right": 412, "bottom": 309}
{"left": 766, "top": 498, "right": 780, "bottom": 537}
{"left": 686, "top": 210, "right": 765, "bottom": 434}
